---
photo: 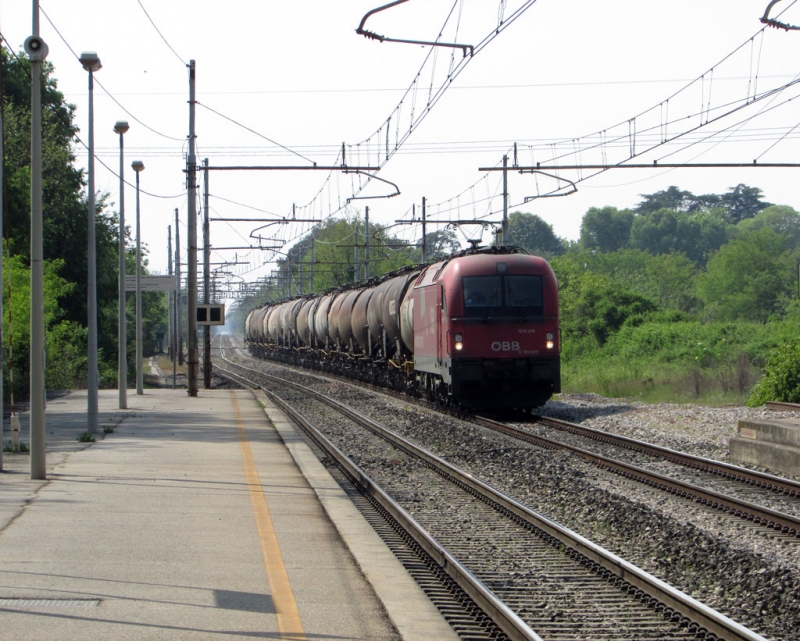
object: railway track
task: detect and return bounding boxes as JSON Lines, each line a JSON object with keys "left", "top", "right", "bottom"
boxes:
{"left": 472, "top": 414, "right": 800, "bottom": 541}
{"left": 226, "top": 337, "right": 800, "bottom": 542}
{"left": 216, "top": 352, "right": 765, "bottom": 641}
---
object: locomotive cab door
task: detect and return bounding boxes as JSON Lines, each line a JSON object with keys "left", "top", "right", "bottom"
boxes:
{"left": 437, "top": 284, "right": 445, "bottom": 368}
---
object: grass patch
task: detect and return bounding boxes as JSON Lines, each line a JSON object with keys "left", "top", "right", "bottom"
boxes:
{"left": 3, "top": 441, "right": 29, "bottom": 453}
{"left": 561, "top": 319, "right": 781, "bottom": 405}
{"left": 157, "top": 355, "right": 188, "bottom": 376}
{"left": 76, "top": 432, "right": 96, "bottom": 443}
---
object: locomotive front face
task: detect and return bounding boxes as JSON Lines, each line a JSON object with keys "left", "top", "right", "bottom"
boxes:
{"left": 438, "top": 253, "right": 561, "bottom": 409}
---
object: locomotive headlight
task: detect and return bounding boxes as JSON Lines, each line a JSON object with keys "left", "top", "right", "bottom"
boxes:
{"left": 546, "top": 332, "right": 555, "bottom": 350}
{"left": 454, "top": 333, "right": 464, "bottom": 351}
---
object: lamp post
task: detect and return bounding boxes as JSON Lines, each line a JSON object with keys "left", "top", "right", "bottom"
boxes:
{"left": 131, "top": 160, "right": 145, "bottom": 395}
{"left": 80, "top": 51, "right": 101, "bottom": 434}
{"left": 114, "top": 121, "right": 129, "bottom": 409}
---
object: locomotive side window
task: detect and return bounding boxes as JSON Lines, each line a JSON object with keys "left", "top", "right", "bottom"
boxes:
{"left": 463, "top": 275, "right": 543, "bottom": 317}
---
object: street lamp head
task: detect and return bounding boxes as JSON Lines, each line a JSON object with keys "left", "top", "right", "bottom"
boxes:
{"left": 114, "top": 120, "right": 130, "bottom": 135}
{"left": 79, "top": 51, "right": 102, "bottom": 72}
{"left": 131, "top": 160, "right": 145, "bottom": 173}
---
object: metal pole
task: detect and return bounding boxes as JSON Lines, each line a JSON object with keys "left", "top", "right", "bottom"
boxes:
{"left": 501, "top": 154, "right": 508, "bottom": 245}
{"left": 310, "top": 238, "right": 315, "bottom": 294}
{"left": 187, "top": 60, "right": 198, "bottom": 397}
{"left": 0, "top": 56, "right": 4, "bottom": 472}
{"left": 202, "top": 159, "right": 211, "bottom": 388}
{"left": 115, "top": 121, "right": 128, "bottom": 409}
{"left": 354, "top": 216, "right": 359, "bottom": 282}
{"left": 365, "top": 206, "right": 370, "bottom": 280}
{"left": 84, "top": 56, "right": 101, "bottom": 434}
{"left": 421, "top": 198, "right": 427, "bottom": 263}
{"left": 27, "top": 4, "right": 47, "bottom": 479}
{"left": 132, "top": 161, "right": 145, "bottom": 394}
{"left": 168, "top": 225, "right": 176, "bottom": 389}
{"left": 175, "top": 208, "right": 183, "bottom": 366}
{"left": 167, "top": 225, "right": 172, "bottom": 359}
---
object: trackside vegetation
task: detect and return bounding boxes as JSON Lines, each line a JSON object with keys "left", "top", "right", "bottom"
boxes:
{"left": 549, "top": 186, "right": 800, "bottom": 405}
{"left": 2, "top": 50, "right": 167, "bottom": 400}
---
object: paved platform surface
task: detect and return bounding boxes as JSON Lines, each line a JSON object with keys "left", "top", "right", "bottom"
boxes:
{"left": 0, "top": 388, "right": 457, "bottom": 640}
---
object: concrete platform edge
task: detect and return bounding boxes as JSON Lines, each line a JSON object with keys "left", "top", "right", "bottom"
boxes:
{"left": 250, "top": 389, "right": 458, "bottom": 641}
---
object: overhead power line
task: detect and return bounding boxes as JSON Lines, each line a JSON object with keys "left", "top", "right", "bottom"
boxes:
{"left": 39, "top": 5, "right": 185, "bottom": 142}
{"left": 134, "top": 0, "right": 188, "bottom": 66}
{"left": 282, "top": 0, "right": 539, "bottom": 247}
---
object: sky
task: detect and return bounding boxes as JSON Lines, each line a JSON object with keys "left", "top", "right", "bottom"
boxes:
{"left": 3, "top": 0, "right": 800, "bottom": 300}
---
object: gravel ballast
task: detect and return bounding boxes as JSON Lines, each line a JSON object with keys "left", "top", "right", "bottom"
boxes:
{"left": 233, "top": 351, "right": 800, "bottom": 640}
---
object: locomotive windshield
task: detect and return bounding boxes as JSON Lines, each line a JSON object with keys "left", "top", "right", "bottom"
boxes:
{"left": 462, "top": 275, "right": 543, "bottom": 318}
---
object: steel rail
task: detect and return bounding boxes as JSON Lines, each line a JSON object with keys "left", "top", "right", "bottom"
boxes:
{"left": 217, "top": 355, "right": 767, "bottom": 641}
{"left": 765, "top": 401, "right": 800, "bottom": 411}
{"left": 223, "top": 339, "right": 800, "bottom": 534}
{"left": 473, "top": 415, "right": 800, "bottom": 537}
{"left": 213, "top": 360, "right": 541, "bottom": 641}
{"left": 530, "top": 414, "right": 800, "bottom": 496}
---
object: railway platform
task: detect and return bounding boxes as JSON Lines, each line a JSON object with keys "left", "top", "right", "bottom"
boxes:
{"left": 731, "top": 413, "right": 800, "bottom": 477}
{"left": 0, "top": 388, "right": 457, "bottom": 641}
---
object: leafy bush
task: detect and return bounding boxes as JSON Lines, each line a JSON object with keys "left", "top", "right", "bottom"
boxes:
{"left": 747, "top": 340, "right": 800, "bottom": 406}
{"left": 562, "top": 319, "right": 797, "bottom": 403}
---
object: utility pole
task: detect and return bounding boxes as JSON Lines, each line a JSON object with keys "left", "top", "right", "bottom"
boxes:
{"left": 421, "top": 197, "right": 427, "bottom": 262}
{"left": 354, "top": 216, "right": 359, "bottom": 282}
{"left": 175, "top": 208, "right": 183, "bottom": 366}
{"left": 0, "top": 52, "right": 4, "bottom": 472}
{"left": 167, "top": 224, "right": 173, "bottom": 360}
{"left": 202, "top": 158, "right": 211, "bottom": 389}
{"left": 364, "top": 206, "right": 370, "bottom": 280}
{"left": 27, "top": 3, "right": 48, "bottom": 479}
{"left": 186, "top": 60, "right": 198, "bottom": 397}
{"left": 501, "top": 154, "right": 509, "bottom": 245}
{"left": 310, "top": 238, "right": 315, "bottom": 294}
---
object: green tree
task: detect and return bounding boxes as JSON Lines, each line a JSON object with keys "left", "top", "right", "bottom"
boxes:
{"left": 277, "top": 214, "right": 418, "bottom": 295}
{"left": 697, "top": 228, "right": 798, "bottom": 322}
{"left": 422, "top": 229, "right": 461, "bottom": 261}
{"left": 589, "top": 249, "right": 699, "bottom": 313}
{"left": 634, "top": 186, "right": 702, "bottom": 214}
{"left": 507, "top": 211, "right": 565, "bottom": 258}
{"left": 737, "top": 205, "right": 800, "bottom": 249}
{"left": 579, "top": 206, "right": 633, "bottom": 252}
{"left": 719, "top": 184, "right": 772, "bottom": 224}
{"left": 1, "top": 49, "right": 164, "bottom": 393}
{"left": 629, "top": 208, "right": 730, "bottom": 265}
{"left": 3, "top": 254, "right": 84, "bottom": 394}
{"left": 551, "top": 253, "right": 659, "bottom": 346}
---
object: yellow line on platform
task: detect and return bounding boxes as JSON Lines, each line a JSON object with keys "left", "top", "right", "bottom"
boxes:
{"left": 231, "top": 390, "right": 306, "bottom": 641}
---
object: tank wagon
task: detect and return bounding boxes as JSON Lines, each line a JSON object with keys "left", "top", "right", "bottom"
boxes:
{"left": 245, "top": 246, "right": 560, "bottom": 410}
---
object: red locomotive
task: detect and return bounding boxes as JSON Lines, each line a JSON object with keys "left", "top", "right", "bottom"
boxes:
{"left": 245, "top": 246, "right": 560, "bottom": 410}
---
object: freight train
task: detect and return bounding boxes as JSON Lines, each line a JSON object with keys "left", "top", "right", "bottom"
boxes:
{"left": 244, "top": 245, "right": 560, "bottom": 410}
